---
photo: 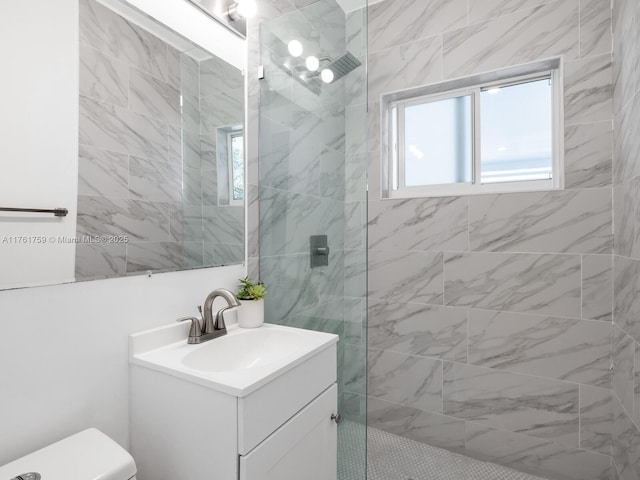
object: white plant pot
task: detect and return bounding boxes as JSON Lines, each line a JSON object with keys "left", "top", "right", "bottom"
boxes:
{"left": 237, "top": 299, "right": 264, "bottom": 328}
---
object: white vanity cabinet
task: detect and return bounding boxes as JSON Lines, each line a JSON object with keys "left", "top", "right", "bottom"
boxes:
{"left": 129, "top": 323, "right": 339, "bottom": 480}
{"left": 240, "top": 384, "right": 337, "bottom": 480}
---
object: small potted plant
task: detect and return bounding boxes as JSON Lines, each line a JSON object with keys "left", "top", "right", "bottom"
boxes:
{"left": 236, "top": 277, "right": 267, "bottom": 328}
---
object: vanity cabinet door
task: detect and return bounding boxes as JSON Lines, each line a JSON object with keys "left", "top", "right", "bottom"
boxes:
{"left": 239, "top": 384, "right": 338, "bottom": 480}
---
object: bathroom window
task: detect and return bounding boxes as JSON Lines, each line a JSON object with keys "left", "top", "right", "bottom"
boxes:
{"left": 384, "top": 64, "right": 563, "bottom": 198}
{"left": 228, "top": 131, "right": 245, "bottom": 205}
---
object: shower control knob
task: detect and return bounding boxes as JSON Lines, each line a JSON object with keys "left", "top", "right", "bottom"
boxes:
{"left": 331, "top": 413, "right": 342, "bottom": 424}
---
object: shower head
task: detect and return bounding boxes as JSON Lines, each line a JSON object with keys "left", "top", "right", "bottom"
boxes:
{"left": 324, "top": 52, "right": 362, "bottom": 82}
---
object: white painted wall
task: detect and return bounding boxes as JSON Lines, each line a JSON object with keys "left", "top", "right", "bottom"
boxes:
{"left": 0, "top": 0, "right": 79, "bottom": 289}
{"left": 0, "top": 264, "right": 245, "bottom": 465}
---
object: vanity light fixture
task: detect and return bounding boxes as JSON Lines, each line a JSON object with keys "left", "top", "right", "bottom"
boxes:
{"left": 227, "top": 0, "right": 257, "bottom": 21}
{"left": 288, "top": 40, "right": 304, "bottom": 57}
{"left": 306, "top": 56, "right": 320, "bottom": 72}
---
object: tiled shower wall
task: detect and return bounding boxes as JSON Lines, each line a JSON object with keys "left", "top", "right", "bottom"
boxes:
{"left": 611, "top": 0, "right": 640, "bottom": 478}
{"left": 76, "top": 0, "right": 243, "bottom": 280}
{"left": 365, "top": 1, "right": 615, "bottom": 479}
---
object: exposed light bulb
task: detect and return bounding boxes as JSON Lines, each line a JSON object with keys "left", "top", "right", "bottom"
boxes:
{"left": 306, "top": 56, "right": 320, "bottom": 72}
{"left": 228, "top": 0, "right": 257, "bottom": 21}
{"left": 321, "top": 68, "right": 334, "bottom": 83}
{"left": 288, "top": 40, "right": 303, "bottom": 57}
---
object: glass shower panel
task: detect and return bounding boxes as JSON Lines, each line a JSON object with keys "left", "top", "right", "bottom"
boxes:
{"left": 258, "top": 2, "right": 368, "bottom": 479}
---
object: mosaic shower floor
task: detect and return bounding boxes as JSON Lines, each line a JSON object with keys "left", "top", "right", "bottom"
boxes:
{"left": 339, "top": 421, "right": 549, "bottom": 480}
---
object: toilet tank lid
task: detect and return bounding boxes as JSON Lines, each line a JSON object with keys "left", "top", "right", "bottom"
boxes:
{"left": 0, "top": 428, "right": 136, "bottom": 480}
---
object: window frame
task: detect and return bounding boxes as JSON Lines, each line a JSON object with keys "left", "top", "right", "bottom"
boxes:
{"left": 383, "top": 63, "right": 564, "bottom": 199}
{"left": 227, "top": 130, "right": 245, "bottom": 206}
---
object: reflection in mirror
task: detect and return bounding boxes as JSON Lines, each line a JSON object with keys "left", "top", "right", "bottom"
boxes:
{"left": 0, "top": 0, "right": 245, "bottom": 289}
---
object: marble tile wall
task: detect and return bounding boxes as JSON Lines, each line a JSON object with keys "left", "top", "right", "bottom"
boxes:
{"left": 611, "top": 0, "right": 640, "bottom": 478}
{"left": 77, "top": 0, "right": 244, "bottom": 280}
{"left": 366, "top": 1, "right": 616, "bottom": 479}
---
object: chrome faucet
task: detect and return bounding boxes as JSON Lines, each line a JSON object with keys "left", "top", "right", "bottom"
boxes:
{"left": 177, "top": 288, "right": 241, "bottom": 344}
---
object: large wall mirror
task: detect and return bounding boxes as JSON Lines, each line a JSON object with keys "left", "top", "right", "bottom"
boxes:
{"left": 0, "top": 0, "right": 246, "bottom": 290}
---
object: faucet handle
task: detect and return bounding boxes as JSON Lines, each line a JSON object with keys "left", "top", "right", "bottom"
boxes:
{"left": 176, "top": 316, "right": 202, "bottom": 339}
{"left": 214, "top": 306, "right": 232, "bottom": 331}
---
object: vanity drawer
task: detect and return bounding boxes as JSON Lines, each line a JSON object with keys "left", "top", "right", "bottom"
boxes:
{"left": 237, "top": 343, "right": 337, "bottom": 455}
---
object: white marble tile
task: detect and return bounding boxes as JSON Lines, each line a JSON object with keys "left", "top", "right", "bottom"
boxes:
{"left": 614, "top": 256, "right": 640, "bottom": 343}
{"left": 369, "top": 250, "right": 443, "bottom": 305}
{"left": 565, "top": 121, "right": 613, "bottom": 189}
{"left": 368, "top": 36, "right": 442, "bottom": 101}
{"left": 259, "top": 187, "right": 344, "bottom": 256}
{"left": 129, "top": 155, "right": 182, "bottom": 204}
{"left": 200, "top": 91, "right": 244, "bottom": 133}
{"left": 613, "top": 326, "right": 635, "bottom": 415}
{"left": 612, "top": 394, "right": 640, "bottom": 480}
{"left": 580, "top": 0, "right": 613, "bottom": 58}
{"left": 368, "top": 300, "right": 467, "bottom": 362}
{"left": 444, "top": 252, "right": 581, "bottom": 318}
{"left": 469, "top": 0, "right": 556, "bottom": 23}
{"left": 79, "top": 0, "right": 168, "bottom": 80}
{"left": 199, "top": 55, "right": 243, "bottom": 100}
{"left": 202, "top": 206, "right": 244, "bottom": 246}
{"left": 167, "top": 46, "right": 180, "bottom": 90}
{"left": 320, "top": 146, "right": 345, "bottom": 200}
{"left": 581, "top": 385, "right": 613, "bottom": 455}
{"left": 129, "top": 68, "right": 180, "bottom": 127}
{"left": 444, "top": 362, "right": 580, "bottom": 446}
{"left": 79, "top": 96, "right": 168, "bottom": 161}
{"left": 369, "top": 197, "right": 468, "bottom": 252}
{"left": 612, "top": 0, "right": 636, "bottom": 115}
{"left": 77, "top": 195, "right": 170, "bottom": 241}
{"left": 468, "top": 189, "right": 612, "bottom": 254}
{"left": 180, "top": 54, "right": 200, "bottom": 98}
{"left": 466, "top": 422, "right": 614, "bottom": 480}
{"left": 583, "top": 254, "right": 614, "bottom": 322}
{"left": 126, "top": 241, "right": 183, "bottom": 273}
{"left": 258, "top": 115, "right": 321, "bottom": 196}
{"left": 443, "top": 1, "right": 579, "bottom": 78}
{"left": 79, "top": 44, "right": 128, "bottom": 107}
{"left": 635, "top": 342, "right": 640, "bottom": 428}
{"left": 468, "top": 309, "right": 611, "bottom": 387}
{"left": 565, "top": 54, "right": 614, "bottom": 126}
{"left": 614, "top": 180, "right": 635, "bottom": 258}
{"left": 75, "top": 243, "right": 126, "bottom": 280}
{"left": 368, "top": 0, "right": 467, "bottom": 53}
{"left": 246, "top": 184, "right": 260, "bottom": 260}
{"left": 77, "top": 146, "right": 128, "bottom": 198}
{"left": 614, "top": 94, "right": 640, "bottom": 183}
{"left": 367, "top": 397, "right": 466, "bottom": 453}
{"left": 368, "top": 348, "right": 443, "bottom": 412}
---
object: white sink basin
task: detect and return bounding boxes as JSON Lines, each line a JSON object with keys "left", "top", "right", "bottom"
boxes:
{"left": 182, "top": 328, "right": 304, "bottom": 373}
{"left": 130, "top": 323, "right": 338, "bottom": 397}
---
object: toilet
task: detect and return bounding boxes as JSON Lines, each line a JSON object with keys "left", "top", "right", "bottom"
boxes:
{"left": 0, "top": 428, "right": 136, "bottom": 480}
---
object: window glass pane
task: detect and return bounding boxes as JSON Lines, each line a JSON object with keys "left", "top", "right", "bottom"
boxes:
{"left": 481, "top": 78, "right": 552, "bottom": 183}
{"left": 403, "top": 95, "right": 472, "bottom": 187}
{"left": 231, "top": 134, "right": 244, "bottom": 201}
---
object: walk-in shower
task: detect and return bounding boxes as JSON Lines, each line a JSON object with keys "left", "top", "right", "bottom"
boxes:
{"left": 249, "top": 1, "right": 368, "bottom": 478}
